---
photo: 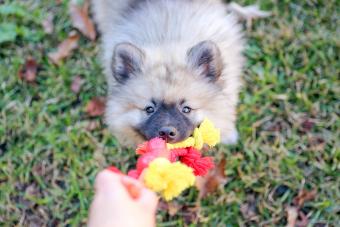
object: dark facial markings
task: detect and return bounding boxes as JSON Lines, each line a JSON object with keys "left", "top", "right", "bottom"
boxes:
{"left": 138, "top": 102, "right": 195, "bottom": 143}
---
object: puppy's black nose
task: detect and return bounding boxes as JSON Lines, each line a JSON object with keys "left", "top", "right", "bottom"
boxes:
{"left": 158, "top": 126, "right": 178, "bottom": 141}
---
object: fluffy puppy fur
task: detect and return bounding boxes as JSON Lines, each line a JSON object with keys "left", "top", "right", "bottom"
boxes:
{"left": 92, "top": 0, "right": 245, "bottom": 147}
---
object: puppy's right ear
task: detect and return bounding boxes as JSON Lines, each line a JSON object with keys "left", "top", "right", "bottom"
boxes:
{"left": 187, "top": 40, "right": 223, "bottom": 82}
{"left": 112, "top": 43, "right": 145, "bottom": 84}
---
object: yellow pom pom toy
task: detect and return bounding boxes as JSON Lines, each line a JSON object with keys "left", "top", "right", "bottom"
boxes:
{"left": 144, "top": 158, "right": 195, "bottom": 201}
{"left": 167, "top": 118, "right": 220, "bottom": 150}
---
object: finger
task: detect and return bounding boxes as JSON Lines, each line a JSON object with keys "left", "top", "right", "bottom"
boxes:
{"left": 94, "top": 170, "right": 128, "bottom": 198}
{"left": 121, "top": 176, "right": 142, "bottom": 200}
{"left": 122, "top": 175, "right": 158, "bottom": 209}
{"left": 138, "top": 169, "right": 146, "bottom": 182}
{"left": 136, "top": 169, "right": 159, "bottom": 209}
{"left": 139, "top": 186, "right": 159, "bottom": 211}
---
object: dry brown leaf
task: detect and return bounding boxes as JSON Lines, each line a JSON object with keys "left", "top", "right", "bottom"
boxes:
{"left": 296, "top": 211, "right": 309, "bottom": 227}
{"left": 18, "top": 58, "right": 38, "bottom": 83}
{"left": 157, "top": 201, "right": 183, "bottom": 216}
{"left": 196, "top": 157, "right": 227, "bottom": 198}
{"left": 158, "top": 201, "right": 197, "bottom": 220}
{"left": 308, "top": 136, "right": 325, "bottom": 151}
{"left": 157, "top": 200, "right": 168, "bottom": 211}
{"left": 25, "top": 183, "right": 40, "bottom": 197}
{"left": 85, "top": 97, "right": 106, "bottom": 117}
{"left": 182, "top": 206, "right": 199, "bottom": 224}
{"left": 167, "top": 201, "right": 182, "bottom": 216}
{"left": 48, "top": 31, "right": 80, "bottom": 65}
{"left": 69, "top": 0, "right": 96, "bottom": 41}
{"left": 71, "top": 75, "right": 84, "bottom": 94}
{"left": 42, "top": 13, "right": 54, "bottom": 34}
{"left": 293, "top": 189, "right": 317, "bottom": 208}
{"left": 300, "top": 118, "right": 315, "bottom": 132}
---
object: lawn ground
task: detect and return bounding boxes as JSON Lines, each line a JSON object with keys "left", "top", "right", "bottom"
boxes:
{"left": 0, "top": 0, "right": 339, "bottom": 226}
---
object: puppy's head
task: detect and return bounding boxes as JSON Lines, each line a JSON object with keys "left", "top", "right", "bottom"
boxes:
{"left": 106, "top": 41, "right": 236, "bottom": 147}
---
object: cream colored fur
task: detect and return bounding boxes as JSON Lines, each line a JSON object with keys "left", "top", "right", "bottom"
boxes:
{"left": 92, "top": 0, "right": 245, "bottom": 147}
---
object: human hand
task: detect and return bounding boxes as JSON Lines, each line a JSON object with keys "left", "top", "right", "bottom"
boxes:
{"left": 88, "top": 169, "right": 158, "bottom": 227}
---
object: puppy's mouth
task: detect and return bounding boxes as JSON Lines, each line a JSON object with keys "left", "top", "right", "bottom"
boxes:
{"left": 133, "top": 131, "right": 188, "bottom": 144}
{"left": 162, "top": 137, "right": 186, "bottom": 144}
{"left": 133, "top": 126, "right": 194, "bottom": 144}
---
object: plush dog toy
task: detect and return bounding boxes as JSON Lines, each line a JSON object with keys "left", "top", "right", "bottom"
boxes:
{"left": 115, "top": 118, "right": 220, "bottom": 201}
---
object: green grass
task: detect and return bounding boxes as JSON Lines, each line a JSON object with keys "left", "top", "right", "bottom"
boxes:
{"left": 0, "top": 0, "right": 339, "bottom": 226}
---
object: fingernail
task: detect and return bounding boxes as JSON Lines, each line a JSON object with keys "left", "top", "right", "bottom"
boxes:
{"left": 106, "top": 166, "right": 122, "bottom": 174}
{"left": 121, "top": 176, "right": 141, "bottom": 200}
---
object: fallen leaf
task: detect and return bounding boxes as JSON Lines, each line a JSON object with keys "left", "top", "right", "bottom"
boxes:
{"left": 196, "top": 157, "right": 227, "bottom": 198}
{"left": 71, "top": 75, "right": 84, "bottom": 94}
{"left": 25, "top": 183, "right": 40, "bottom": 197}
{"left": 86, "top": 120, "right": 100, "bottom": 131}
{"left": 167, "top": 201, "right": 182, "bottom": 216}
{"left": 296, "top": 211, "right": 309, "bottom": 227}
{"left": 157, "top": 201, "right": 183, "bottom": 216}
{"left": 158, "top": 201, "right": 198, "bottom": 221}
{"left": 32, "top": 163, "right": 46, "bottom": 177}
{"left": 42, "top": 13, "right": 54, "bottom": 34}
{"left": 69, "top": 0, "right": 96, "bottom": 41}
{"left": 240, "top": 194, "right": 259, "bottom": 222}
{"left": 18, "top": 58, "right": 38, "bottom": 83}
{"left": 227, "top": 3, "right": 271, "bottom": 19}
{"left": 25, "top": 215, "right": 45, "bottom": 227}
{"left": 308, "top": 136, "right": 325, "bottom": 151}
{"left": 263, "top": 118, "right": 286, "bottom": 132}
{"left": 48, "top": 31, "right": 80, "bottom": 65}
{"left": 157, "top": 200, "right": 168, "bottom": 211}
{"left": 286, "top": 206, "right": 311, "bottom": 227}
{"left": 286, "top": 188, "right": 316, "bottom": 227}
{"left": 85, "top": 97, "right": 106, "bottom": 117}
{"left": 300, "top": 119, "right": 315, "bottom": 132}
{"left": 182, "top": 206, "right": 199, "bottom": 224}
{"left": 286, "top": 206, "right": 298, "bottom": 227}
{"left": 226, "top": 3, "right": 271, "bottom": 29}
{"left": 293, "top": 189, "right": 317, "bottom": 208}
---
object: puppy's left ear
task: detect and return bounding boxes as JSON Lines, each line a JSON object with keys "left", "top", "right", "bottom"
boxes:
{"left": 187, "top": 40, "right": 223, "bottom": 82}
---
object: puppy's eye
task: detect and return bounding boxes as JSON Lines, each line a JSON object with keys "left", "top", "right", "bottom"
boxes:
{"left": 182, "top": 106, "right": 192, "bottom": 114}
{"left": 145, "top": 106, "right": 155, "bottom": 114}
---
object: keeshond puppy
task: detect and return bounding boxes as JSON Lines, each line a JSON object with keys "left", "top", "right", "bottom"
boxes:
{"left": 92, "top": 0, "right": 244, "bottom": 147}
